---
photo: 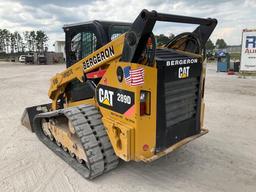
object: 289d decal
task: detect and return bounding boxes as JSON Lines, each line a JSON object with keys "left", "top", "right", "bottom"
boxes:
{"left": 117, "top": 93, "right": 131, "bottom": 104}
{"left": 96, "top": 85, "right": 135, "bottom": 114}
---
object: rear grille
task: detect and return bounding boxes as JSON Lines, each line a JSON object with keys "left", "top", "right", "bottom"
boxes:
{"left": 165, "top": 77, "right": 199, "bottom": 127}
{"left": 155, "top": 48, "right": 202, "bottom": 150}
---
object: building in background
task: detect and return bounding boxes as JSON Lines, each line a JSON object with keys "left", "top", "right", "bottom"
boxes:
{"left": 226, "top": 45, "right": 241, "bottom": 54}
{"left": 54, "top": 41, "right": 65, "bottom": 60}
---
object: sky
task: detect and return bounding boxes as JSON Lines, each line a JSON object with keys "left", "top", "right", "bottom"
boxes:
{"left": 0, "top": 0, "right": 255, "bottom": 50}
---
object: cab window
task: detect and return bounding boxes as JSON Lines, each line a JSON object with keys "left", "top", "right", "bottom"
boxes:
{"left": 70, "top": 31, "right": 98, "bottom": 63}
{"left": 110, "top": 25, "right": 130, "bottom": 40}
{"left": 81, "top": 32, "right": 97, "bottom": 58}
{"left": 71, "top": 33, "right": 82, "bottom": 61}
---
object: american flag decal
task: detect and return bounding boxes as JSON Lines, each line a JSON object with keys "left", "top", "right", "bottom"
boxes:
{"left": 123, "top": 66, "right": 144, "bottom": 86}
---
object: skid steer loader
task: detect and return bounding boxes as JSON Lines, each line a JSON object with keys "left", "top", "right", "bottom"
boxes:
{"left": 21, "top": 9, "right": 217, "bottom": 179}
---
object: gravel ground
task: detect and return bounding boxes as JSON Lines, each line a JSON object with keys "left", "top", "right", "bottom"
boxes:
{"left": 0, "top": 61, "right": 255, "bottom": 192}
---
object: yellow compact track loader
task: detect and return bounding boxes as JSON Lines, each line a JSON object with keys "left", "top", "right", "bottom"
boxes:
{"left": 21, "top": 9, "right": 217, "bottom": 179}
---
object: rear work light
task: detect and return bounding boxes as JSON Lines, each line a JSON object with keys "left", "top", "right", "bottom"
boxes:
{"left": 140, "top": 91, "right": 151, "bottom": 116}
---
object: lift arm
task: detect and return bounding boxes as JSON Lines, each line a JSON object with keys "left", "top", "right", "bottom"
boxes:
{"left": 121, "top": 9, "right": 217, "bottom": 63}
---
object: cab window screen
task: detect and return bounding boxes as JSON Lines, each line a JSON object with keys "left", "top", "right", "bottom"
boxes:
{"left": 82, "top": 32, "right": 97, "bottom": 58}
{"left": 71, "top": 33, "right": 82, "bottom": 61}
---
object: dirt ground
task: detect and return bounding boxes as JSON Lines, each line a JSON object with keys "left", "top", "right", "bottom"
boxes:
{"left": 0, "top": 61, "right": 255, "bottom": 192}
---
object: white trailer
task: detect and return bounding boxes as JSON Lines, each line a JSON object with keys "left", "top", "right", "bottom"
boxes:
{"left": 240, "top": 29, "right": 256, "bottom": 72}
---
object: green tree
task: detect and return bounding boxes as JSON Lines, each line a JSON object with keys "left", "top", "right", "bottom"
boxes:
{"left": 215, "top": 39, "right": 227, "bottom": 49}
{"left": 23, "top": 31, "right": 31, "bottom": 51}
{"left": 35, "top": 30, "right": 48, "bottom": 52}
{"left": 13, "top": 31, "right": 23, "bottom": 52}
{"left": 155, "top": 34, "right": 173, "bottom": 46}
{"left": 0, "top": 29, "right": 4, "bottom": 52}
{"left": 30, "top": 31, "right": 36, "bottom": 51}
{"left": 169, "top": 33, "right": 175, "bottom": 40}
{"left": 3, "top": 29, "right": 11, "bottom": 53}
{"left": 206, "top": 39, "right": 215, "bottom": 50}
{"left": 10, "top": 33, "right": 15, "bottom": 53}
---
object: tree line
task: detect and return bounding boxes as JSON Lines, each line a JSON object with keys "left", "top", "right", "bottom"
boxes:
{"left": 206, "top": 39, "right": 228, "bottom": 50}
{"left": 0, "top": 29, "right": 48, "bottom": 54}
{"left": 155, "top": 34, "right": 175, "bottom": 46}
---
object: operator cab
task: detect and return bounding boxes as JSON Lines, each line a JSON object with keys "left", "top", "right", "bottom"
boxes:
{"left": 63, "top": 21, "right": 131, "bottom": 103}
{"left": 63, "top": 20, "right": 131, "bottom": 68}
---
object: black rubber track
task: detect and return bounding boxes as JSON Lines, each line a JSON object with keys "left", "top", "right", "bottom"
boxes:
{"left": 33, "top": 104, "right": 119, "bottom": 179}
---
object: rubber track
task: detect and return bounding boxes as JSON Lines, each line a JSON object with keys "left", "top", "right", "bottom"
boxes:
{"left": 77, "top": 105, "right": 119, "bottom": 172}
{"left": 33, "top": 104, "right": 119, "bottom": 179}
